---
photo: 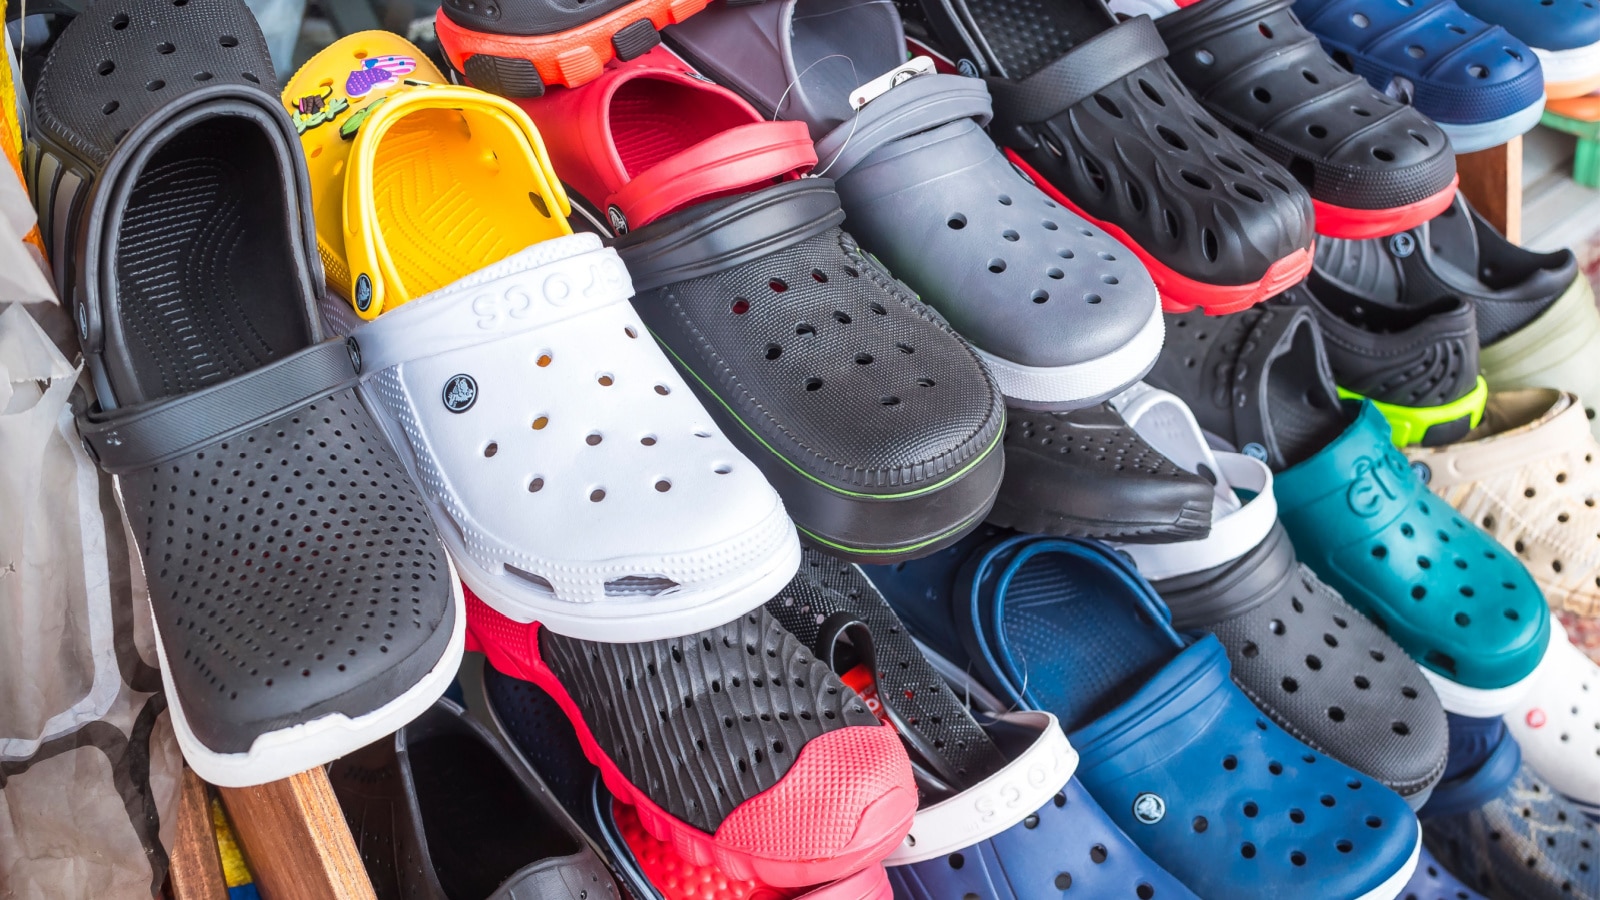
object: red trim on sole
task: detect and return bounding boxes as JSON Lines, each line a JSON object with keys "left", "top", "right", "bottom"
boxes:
{"left": 1005, "top": 149, "right": 1313, "bottom": 316}
{"left": 465, "top": 589, "right": 916, "bottom": 888}
{"left": 1312, "top": 175, "right": 1458, "bottom": 240}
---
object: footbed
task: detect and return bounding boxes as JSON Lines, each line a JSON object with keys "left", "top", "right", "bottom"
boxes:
{"left": 115, "top": 117, "right": 308, "bottom": 405}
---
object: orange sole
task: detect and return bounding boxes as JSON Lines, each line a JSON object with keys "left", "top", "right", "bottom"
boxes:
{"left": 435, "top": 0, "right": 712, "bottom": 91}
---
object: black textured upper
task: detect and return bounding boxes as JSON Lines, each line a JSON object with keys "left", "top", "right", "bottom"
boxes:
{"left": 129, "top": 396, "right": 455, "bottom": 753}
{"left": 30, "top": 0, "right": 278, "bottom": 169}
{"left": 1152, "top": 524, "right": 1447, "bottom": 800}
{"left": 618, "top": 181, "right": 1003, "bottom": 496}
{"left": 1313, "top": 194, "right": 1579, "bottom": 346}
{"left": 906, "top": 0, "right": 1315, "bottom": 285}
{"left": 767, "top": 547, "right": 1009, "bottom": 803}
{"left": 538, "top": 607, "right": 881, "bottom": 832}
{"left": 439, "top": 0, "right": 637, "bottom": 38}
{"left": 1146, "top": 305, "right": 1349, "bottom": 472}
{"left": 1156, "top": 0, "right": 1455, "bottom": 211}
{"left": 1286, "top": 284, "right": 1480, "bottom": 412}
{"left": 990, "top": 402, "right": 1215, "bottom": 541}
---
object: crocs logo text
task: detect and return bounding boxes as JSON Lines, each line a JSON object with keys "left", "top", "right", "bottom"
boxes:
{"left": 472, "top": 288, "right": 532, "bottom": 329}
{"left": 355, "top": 274, "right": 374, "bottom": 312}
{"left": 1345, "top": 452, "right": 1408, "bottom": 518}
{"left": 1133, "top": 792, "right": 1166, "bottom": 825}
{"left": 1389, "top": 233, "right": 1416, "bottom": 258}
{"left": 442, "top": 374, "right": 478, "bottom": 413}
{"left": 970, "top": 736, "right": 1074, "bottom": 822}
{"left": 1527, "top": 708, "right": 1547, "bottom": 729}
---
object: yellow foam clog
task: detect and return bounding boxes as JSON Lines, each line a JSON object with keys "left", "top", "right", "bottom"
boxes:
{"left": 284, "top": 32, "right": 571, "bottom": 318}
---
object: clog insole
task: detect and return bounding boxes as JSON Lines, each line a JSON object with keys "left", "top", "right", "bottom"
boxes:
{"left": 611, "top": 79, "right": 760, "bottom": 178}
{"left": 370, "top": 107, "right": 565, "bottom": 299}
{"left": 410, "top": 730, "right": 580, "bottom": 898}
{"left": 953, "top": 0, "right": 1106, "bottom": 81}
{"left": 999, "top": 550, "right": 1171, "bottom": 732}
{"left": 1266, "top": 321, "right": 1346, "bottom": 469}
{"left": 115, "top": 117, "right": 311, "bottom": 406}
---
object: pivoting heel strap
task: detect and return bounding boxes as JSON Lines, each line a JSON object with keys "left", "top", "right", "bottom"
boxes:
{"left": 987, "top": 15, "right": 1167, "bottom": 134}
{"left": 79, "top": 340, "right": 359, "bottom": 473}
{"left": 604, "top": 121, "right": 817, "bottom": 234}
{"left": 814, "top": 73, "right": 993, "bottom": 179}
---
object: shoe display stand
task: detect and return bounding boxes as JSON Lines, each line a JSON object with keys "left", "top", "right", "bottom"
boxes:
{"left": 155, "top": 133, "right": 1529, "bottom": 900}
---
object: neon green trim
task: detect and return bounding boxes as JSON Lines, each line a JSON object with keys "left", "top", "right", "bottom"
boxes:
{"left": 650, "top": 330, "right": 1001, "bottom": 500}
{"left": 797, "top": 512, "right": 982, "bottom": 556}
{"left": 1337, "top": 375, "right": 1489, "bottom": 447}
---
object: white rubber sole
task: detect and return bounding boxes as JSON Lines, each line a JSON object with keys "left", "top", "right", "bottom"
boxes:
{"left": 452, "top": 514, "right": 802, "bottom": 642}
{"left": 977, "top": 298, "right": 1164, "bottom": 411}
{"left": 1536, "top": 42, "right": 1600, "bottom": 91}
{"left": 1421, "top": 627, "right": 1558, "bottom": 717}
{"left": 1354, "top": 832, "right": 1422, "bottom": 900}
{"left": 151, "top": 555, "right": 467, "bottom": 788}
{"left": 1437, "top": 95, "right": 1546, "bottom": 154}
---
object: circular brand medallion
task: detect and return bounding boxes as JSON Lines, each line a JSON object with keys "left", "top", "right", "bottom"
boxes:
{"left": 1389, "top": 232, "right": 1416, "bottom": 258}
{"left": 1242, "top": 442, "right": 1269, "bottom": 462}
{"left": 1133, "top": 792, "right": 1166, "bottom": 825}
{"left": 355, "top": 273, "right": 374, "bottom": 311}
{"left": 1411, "top": 460, "right": 1431, "bottom": 484}
{"left": 607, "top": 205, "right": 629, "bottom": 236}
{"left": 442, "top": 374, "right": 478, "bottom": 413}
{"left": 346, "top": 336, "right": 362, "bottom": 372}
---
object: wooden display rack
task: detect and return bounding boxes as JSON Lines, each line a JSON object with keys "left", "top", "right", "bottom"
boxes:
{"left": 161, "top": 137, "right": 1528, "bottom": 900}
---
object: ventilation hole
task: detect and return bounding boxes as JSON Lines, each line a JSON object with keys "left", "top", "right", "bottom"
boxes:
{"left": 483, "top": 442, "right": 498, "bottom": 458}
{"left": 833, "top": 310, "right": 852, "bottom": 324}
{"left": 805, "top": 378, "right": 823, "bottom": 391}
{"left": 950, "top": 853, "right": 965, "bottom": 869}
{"left": 811, "top": 269, "right": 828, "bottom": 283}
{"left": 1094, "top": 93, "right": 1124, "bottom": 118}
{"left": 112, "top": 12, "right": 129, "bottom": 27}
{"left": 1373, "top": 147, "right": 1395, "bottom": 161}
{"left": 654, "top": 384, "right": 670, "bottom": 395}
{"left": 102, "top": 100, "right": 120, "bottom": 115}
{"left": 97, "top": 59, "right": 116, "bottom": 75}
{"left": 1084, "top": 293, "right": 1103, "bottom": 304}
{"left": 1201, "top": 229, "right": 1220, "bottom": 263}
{"left": 1193, "top": 816, "right": 1209, "bottom": 832}
{"left": 1290, "top": 851, "right": 1306, "bottom": 867}
{"left": 597, "top": 374, "right": 614, "bottom": 386}
{"left": 988, "top": 259, "right": 1007, "bottom": 274}
{"left": 640, "top": 435, "right": 656, "bottom": 446}
{"left": 1182, "top": 170, "right": 1213, "bottom": 190}
{"left": 531, "top": 416, "right": 549, "bottom": 431}
{"left": 1223, "top": 755, "right": 1238, "bottom": 770}
{"left": 1047, "top": 267, "right": 1065, "bottom": 280}
{"left": 1032, "top": 290, "right": 1049, "bottom": 304}
{"left": 1241, "top": 843, "right": 1257, "bottom": 859}
{"left": 1054, "top": 874, "right": 1072, "bottom": 890}
{"left": 731, "top": 298, "right": 750, "bottom": 314}
{"left": 855, "top": 352, "right": 873, "bottom": 365}
{"left": 654, "top": 480, "right": 671, "bottom": 492}
{"left": 1235, "top": 184, "right": 1264, "bottom": 203}
{"left": 1002, "top": 229, "right": 1020, "bottom": 242}
{"left": 1329, "top": 707, "right": 1346, "bottom": 722}
{"left": 881, "top": 396, "right": 900, "bottom": 406}
{"left": 589, "top": 489, "right": 606, "bottom": 502}
{"left": 1127, "top": 181, "right": 1147, "bottom": 212}
{"left": 1392, "top": 721, "right": 1410, "bottom": 736}
{"left": 1469, "top": 64, "right": 1489, "bottom": 78}
{"left": 1309, "top": 124, "right": 1329, "bottom": 139}
{"left": 948, "top": 213, "right": 967, "bottom": 229}
{"left": 768, "top": 278, "right": 787, "bottom": 293}
{"left": 1253, "top": 86, "right": 1272, "bottom": 103}
{"left": 1282, "top": 676, "right": 1299, "bottom": 693}
{"left": 765, "top": 344, "right": 783, "bottom": 360}
{"left": 1164, "top": 209, "right": 1181, "bottom": 238}
{"left": 219, "top": 34, "right": 239, "bottom": 46}
{"left": 916, "top": 377, "right": 936, "bottom": 387}
{"left": 1290, "top": 809, "right": 1305, "bottom": 824}
{"left": 537, "top": 353, "right": 553, "bottom": 367}
{"left": 1139, "top": 78, "right": 1165, "bottom": 105}
{"left": 1090, "top": 845, "right": 1108, "bottom": 864}
{"left": 586, "top": 433, "right": 602, "bottom": 446}
{"left": 1354, "top": 675, "right": 1370, "bottom": 690}
{"left": 1156, "top": 125, "right": 1188, "bottom": 150}
{"left": 795, "top": 323, "right": 816, "bottom": 336}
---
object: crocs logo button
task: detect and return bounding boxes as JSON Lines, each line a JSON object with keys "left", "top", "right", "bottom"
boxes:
{"left": 607, "top": 205, "right": 629, "bottom": 235}
{"left": 1242, "top": 442, "right": 1268, "bottom": 462}
{"left": 1133, "top": 792, "right": 1166, "bottom": 825}
{"left": 355, "top": 274, "right": 374, "bottom": 312}
{"left": 1410, "top": 460, "right": 1431, "bottom": 484}
{"left": 346, "top": 337, "right": 361, "bottom": 372}
{"left": 442, "top": 374, "right": 478, "bottom": 413}
{"left": 957, "top": 58, "right": 979, "bottom": 78}
{"left": 1527, "top": 708, "right": 1547, "bottom": 729}
{"left": 1389, "top": 233, "right": 1416, "bottom": 258}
